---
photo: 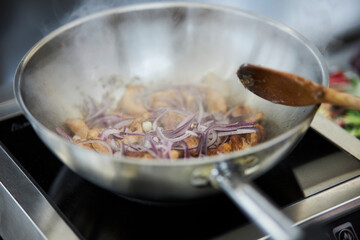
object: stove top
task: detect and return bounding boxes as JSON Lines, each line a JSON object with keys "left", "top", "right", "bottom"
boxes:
{"left": 2, "top": 2, "right": 360, "bottom": 239}
{"left": 1, "top": 109, "right": 360, "bottom": 239}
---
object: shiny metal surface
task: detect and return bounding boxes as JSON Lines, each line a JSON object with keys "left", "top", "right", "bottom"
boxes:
{"left": 13, "top": 3, "right": 327, "bottom": 239}
{"left": 2, "top": 0, "right": 360, "bottom": 91}
{"left": 287, "top": 177, "right": 360, "bottom": 225}
{"left": 311, "top": 113, "right": 360, "bottom": 160}
{"left": 294, "top": 151, "right": 360, "bottom": 197}
{"left": 14, "top": 1, "right": 327, "bottom": 200}
{"left": 211, "top": 164, "right": 302, "bottom": 240}
{"left": 1, "top": 104, "right": 359, "bottom": 240}
{"left": 216, "top": 172, "right": 360, "bottom": 240}
{"left": 0, "top": 82, "right": 20, "bottom": 121}
{"left": 0, "top": 145, "right": 79, "bottom": 240}
{"left": 0, "top": 99, "right": 20, "bottom": 121}
{"left": 0, "top": 110, "right": 355, "bottom": 240}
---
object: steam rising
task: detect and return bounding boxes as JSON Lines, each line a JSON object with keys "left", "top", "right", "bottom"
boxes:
{"left": 21, "top": 2, "right": 325, "bottom": 137}
{"left": 62, "top": 0, "right": 360, "bottom": 53}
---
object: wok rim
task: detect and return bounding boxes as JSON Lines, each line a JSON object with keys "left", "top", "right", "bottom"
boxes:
{"left": 14, "top": 1, "right": 329, "bottom": 167}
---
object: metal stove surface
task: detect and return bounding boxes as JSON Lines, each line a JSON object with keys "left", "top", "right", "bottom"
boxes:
{"left": 1, "top": 105, "right": 360, "bottom": 240}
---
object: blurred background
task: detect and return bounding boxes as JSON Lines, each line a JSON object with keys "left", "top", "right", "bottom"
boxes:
{"left": 1, "top": 0, "right": 360, "bottom": 103}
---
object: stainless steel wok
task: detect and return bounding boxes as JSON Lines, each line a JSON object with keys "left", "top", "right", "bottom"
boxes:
{"left": 14, "top": 2, "right": 328, "bottom": 239}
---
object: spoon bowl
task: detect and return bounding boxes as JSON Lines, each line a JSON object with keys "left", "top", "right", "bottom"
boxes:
{"left": 237, "top": 64, "right": 360, "bottom": 110}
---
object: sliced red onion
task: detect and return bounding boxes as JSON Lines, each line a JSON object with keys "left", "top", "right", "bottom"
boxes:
{"left": 196, "top": 124, "right": 208, "bottom": 132}
{"left": 206, "top": 129, "right": 218, "bottom": 147}
{"left": 113, "top": 118, "right": 135, "bottom": 129}
{"left": 195, "top": 135, "right": 206, "bottom": 155}
{"left": 145, "top": 135, "right": 159, "bottom": 156}
{"left": 205, "top": 122, "right": 255, "bottom": 134}
{"left": 186, "top": 130, "right": 198, "bottom": 137}
{"left": 223, "top": 106, "right": 237, "bottom": 119}
{"left": 109, "top": 139, "right": 120, "bottom": 152}
{"left": 177, "top": 141, "right": 190, "bottom": 158}
{"left": 176, "top": 91, "right": 187, "bottom": 112}
{"left": 84, "top": 98, "right": 112, "bottom": 126}
{"left": 62, "top": 86, "right": 264, "bottom": 160}
{"left": 217, "top": 128, "right": 257, "bottom": 137}
{"left": 195, "top": 94, "right": 204, "bottom": 122}
{"left": 83, "top": 97, "right": 97, "bottom": 117}
{"left": 152, "top": 108, "right": 169, "bottom": 130}
{"left": 172, "top": 144, "right": 197, "bottom": 151}
{"left": 100, "top": 128, "right": 122, "bottom": 140}
{"left": 122, "top": 129, "right": 145, "bottom": 136}
{"left": 79, "top": 139, "right": 113, "bottom": 155}
{"left": 162, "top": 114, "right": 196, "bottom": 138}
{"left": 157, "top": 129, "right": 192, "bottom": 143}
{"left": 166, "top": 142, "right": 174, "bottom": 159}
{"left": 88, "top": 114, "right": 122, "bottom": 127}
{"left": 201, "top": 119, "right": 215, "bottom": 127}
{"left": 151, "top": 142, "right": 172, "bottom": 159}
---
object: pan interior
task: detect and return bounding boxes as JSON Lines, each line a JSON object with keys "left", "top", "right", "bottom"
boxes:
{"left": 17, "top": 3, "right": 327, "bottom": 162}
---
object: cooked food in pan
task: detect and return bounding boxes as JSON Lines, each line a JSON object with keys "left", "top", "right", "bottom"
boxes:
{"left": 56, "top": 79, "right": 265, "bottom": 160}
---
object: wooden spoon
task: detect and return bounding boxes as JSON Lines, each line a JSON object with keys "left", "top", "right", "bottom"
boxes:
{"left": 237, "top": 64, "right": 360, "bottom": 110}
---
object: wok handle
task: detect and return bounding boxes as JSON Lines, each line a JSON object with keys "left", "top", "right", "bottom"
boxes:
{"left": 210, "top": 166, "right": 303, "bottom": 240}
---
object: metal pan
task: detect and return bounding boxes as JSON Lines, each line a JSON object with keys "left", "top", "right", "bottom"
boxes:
{"left": 14, "top": 2, "right": 328, "bottom": 239}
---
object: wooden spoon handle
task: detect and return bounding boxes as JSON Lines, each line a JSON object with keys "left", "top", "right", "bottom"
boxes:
{"left": 323, "top": 87, "right": 360, "bottom": 110}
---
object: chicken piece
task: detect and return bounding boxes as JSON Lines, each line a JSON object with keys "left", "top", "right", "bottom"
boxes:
{"left": 129, "top": 112, "right": 152, "bottom": 133}
{"left": 92, "top": 142, "right": 111, "bottom": 154}
{"left": 182, "top": 91, "right": 198, "bottom": 113}
{"left": 125, "top": 151, "right": 145, "bottom": 158}
{"left": 72, "top": 136, "right": 93, "bottom": 150}
{"left": 184, "top": 136, "right": 199, "bottom": 148}
{"left": 215, "top": 142, "right": 232, "bottom": 154}
{"left": 209, "top": 124, "right": 264, "bottom": 155}
{"left": 72, "top": 127, "right": 110, "bottom": 154}
{"left": 149, "top": 89, "right": 180, "bottom": 109}
{"left": 123, "top": 135, "right": 141, "bottom": 145}
{"left": 77, "top": 142, "right": 93, "bottom": 150}
{"left": 206, "top": 148, "right": 217, "bottom": 156}
{"left": 200, "top": 86, "right": 227, "bottom": 114}
{"left": 229, "top": 135, "right": 247, "bottom": 150}
{"left": 143, "top": 152, "right": 155, "bottom": 159}
{"left": 183, "top": 136, "right": 200, "bottom": 156}
{"left": 124, "top": 112, "right": 153, "bottom": 144}
{"left": 88, "top": 127, "right": 102, "bottom": 139}
{"left": 159, "top": 111, "right": 186, "bottom": 130}
{"left": 87, "top": 127, "right": 111, "bottom": 153}
{"left": 253, "top": 123, "right": 265, "bottom": 142}
{"left": 231, "top": 106, "right": 264, "bottom": 123}
{"left": 242, "top": 124, "right": 265, "bottom": 146}
{"left": 66, "top": 118, "right": 89, "bottom": 139}
{"left": 170, "top": 150, "right": 181, "bottom": 160}
{"left": 117, "top": 85, "right": 147, "bottom": 116}
{"left": 129, "top": 120, "right": 142, "bottom": 133}
{"left": 229, "top": 124, "right": 264, "bottom": 151}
